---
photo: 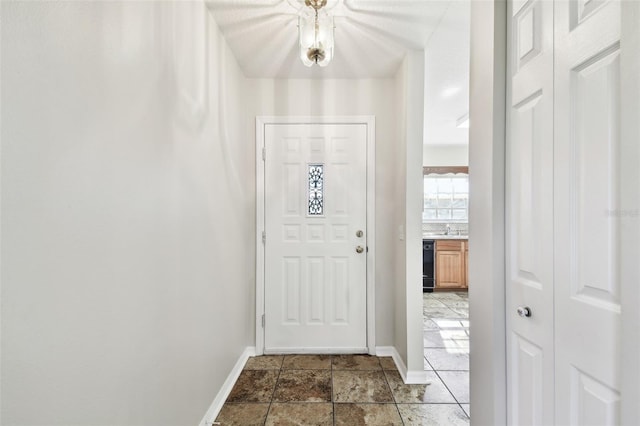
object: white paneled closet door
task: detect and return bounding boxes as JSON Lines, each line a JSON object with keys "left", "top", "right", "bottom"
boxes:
{"left": 554, "top": 0, "right": 622, "bottom": 423}
{"left": 506, "top": 0, "right": 555, "bottom": 423}
{"left": 507, "top": 0, "right": 624, "bottom": 424}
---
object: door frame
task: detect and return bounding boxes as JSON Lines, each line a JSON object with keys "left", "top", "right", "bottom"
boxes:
{"left": 255, "top": 116, "right": 376, "bottom": 356}
{"left": 620, "top": 1, "right": 640, "bottom": 423}
{"left": 468, "top": 1, "right": 507, "bottom": 425}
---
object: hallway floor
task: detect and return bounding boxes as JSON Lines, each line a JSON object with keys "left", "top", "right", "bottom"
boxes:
{"left": 215, "top": 354, "right": 469, "bottom": 425}
{"left": 422, "top": 291, "right": 470, "bottom": 420}
{"left": 215, "top": 292, "right": 470, "bottom": 425}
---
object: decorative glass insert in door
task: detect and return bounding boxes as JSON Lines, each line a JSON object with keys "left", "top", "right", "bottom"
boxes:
{"left": 308, "top": 164, "right": 324, "bottom": 216}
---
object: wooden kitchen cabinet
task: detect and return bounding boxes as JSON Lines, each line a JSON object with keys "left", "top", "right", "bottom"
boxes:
{"left": 435, "top": 240, "right": 468, "bottom": 290}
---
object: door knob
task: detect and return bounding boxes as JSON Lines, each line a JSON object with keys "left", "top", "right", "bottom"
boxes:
{"left": 356, "top": 246, "right": 364, "bottom": 254}
{"left": 517, "top": 306, "right": 532, "bottom": 318}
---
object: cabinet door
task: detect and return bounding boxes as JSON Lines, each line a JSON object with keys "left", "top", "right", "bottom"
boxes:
{"left": 436, "top": 250, "right": 463, "bottom": 288}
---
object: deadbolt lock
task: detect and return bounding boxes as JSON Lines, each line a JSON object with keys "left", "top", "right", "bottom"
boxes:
{"left": 356, "top": 230, "right": 364, "bottom": 238}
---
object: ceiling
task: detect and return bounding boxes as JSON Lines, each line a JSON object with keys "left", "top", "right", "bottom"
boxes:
{"left": 207, "top": 0, "right": 470, "bottom": 145}
{"left": 423, "top": 0, "right": 470, "bottom": 146}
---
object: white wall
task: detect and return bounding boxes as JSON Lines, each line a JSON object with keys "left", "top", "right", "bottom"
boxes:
{"left": 246, "top": 78, "right": 398, "bottom": 346}
{"left": 1, "top": 2, "right": 254, "bottom": 425}
{"left": 394, "top": 52, "right": 427, "bottom": 381}
{"left": 423, "top": 144, "right": 469, "bottom": 166}
{"left": 394, "top": 61, "right": 408, "bottom": 364}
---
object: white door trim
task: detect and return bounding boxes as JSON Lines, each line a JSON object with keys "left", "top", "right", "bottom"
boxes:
{"left": 469, "top": 1, "right": 507, "bottom": 425}
{"left": 255, "top": 116, "right": 376, "bottom": 356}
{"left": 618, "top": 1, "right": 640, "bottom": 426}
{"left": 620, "top": 1, "right": 640, "bottom": 424}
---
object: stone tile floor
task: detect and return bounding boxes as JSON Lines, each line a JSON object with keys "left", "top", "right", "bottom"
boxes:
{"left": 215, "top": 291, "right": 469, "bottom": 425}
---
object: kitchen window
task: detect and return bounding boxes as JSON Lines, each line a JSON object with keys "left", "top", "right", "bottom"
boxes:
{"left": 423, "top": 172, "right": 469, "bottom": 223}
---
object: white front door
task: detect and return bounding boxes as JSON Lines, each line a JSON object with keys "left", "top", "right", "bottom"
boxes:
{"left": 507, "top": 0, "right": 624, "bottom": 424}
{"left": 506, "top": 0, "right": 555, "bottom": 423}
{"left": 554, "top": 0, "right": 622, "bottom": 423}
{"left": 263, "top": 123, "right": 368, "bottom": 353}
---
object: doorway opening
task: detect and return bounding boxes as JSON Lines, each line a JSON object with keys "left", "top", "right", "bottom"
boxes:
{"left": 420, "top": 0, "right": 471, "bottom": 419}
{"left": 422, "top": 169, "right": 470, "bottom": 419}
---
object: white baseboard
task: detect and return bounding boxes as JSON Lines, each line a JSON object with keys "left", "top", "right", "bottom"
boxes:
{"left": 375, "top": 346, "right": 429, "bottom": 385}
{"left": 198, "top": 346, "right": 256, "bottom": 426}
{"left": 404, "top": 368, "right": 430, "bottom": 384}
{"left": 264, "top": 347, "right": 368, "bottom": 355}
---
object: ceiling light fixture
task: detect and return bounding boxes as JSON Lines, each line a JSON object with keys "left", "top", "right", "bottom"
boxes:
{"left": 298, "top": 0, "right": 335, "bottom": 67}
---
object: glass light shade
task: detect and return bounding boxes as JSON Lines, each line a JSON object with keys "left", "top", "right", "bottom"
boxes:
{"left": 298, "top": 10, "right": 334, "bottom": 67}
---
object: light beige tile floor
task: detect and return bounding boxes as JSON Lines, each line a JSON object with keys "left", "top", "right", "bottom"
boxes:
{"left": 423, "top": 291, "right": 470, "bottom": 421}
{"left": 215, "top": 292, "right": 470, "bottom": 425}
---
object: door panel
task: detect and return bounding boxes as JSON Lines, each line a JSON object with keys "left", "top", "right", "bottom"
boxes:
{"left": 264, "top": 123, "right": 368, "bottom": 352}
{"left": 554, "top": 0, "right": 621, "bottom": 423}
{"left": 506, "top": 0, "right": 555, "bottom": 424}
{"left": 512, "top": 335, "right": 544, "bottom": 426}
{"left": 570, "top": 367, "right": 620, "bottom": 425}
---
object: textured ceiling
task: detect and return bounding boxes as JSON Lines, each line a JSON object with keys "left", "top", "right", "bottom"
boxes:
{"left": 206, "top": 0, "right": 456, "bottom": 79}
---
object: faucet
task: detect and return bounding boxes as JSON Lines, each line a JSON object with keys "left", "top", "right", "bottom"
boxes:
{"left": 445, "top": 224, "right": 451, "bottom": 235}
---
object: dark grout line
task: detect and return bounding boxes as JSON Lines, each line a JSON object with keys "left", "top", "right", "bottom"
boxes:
{"left": 394, "top": 402, "right": 465, "bottom": 405}
{"left": 379, "top": 363, "right": 406, "bottom": 426}
{"left": 263, "top": 358, "right": 285, "bottom": 426}
{"left": 331, "top": 355, "right": 335, "bottom": 426}
{"left": 423, "top": 356, "right": 436, "bottom": 371}
{"left": 433, "top": 368, "right": 467, "bottom": 403}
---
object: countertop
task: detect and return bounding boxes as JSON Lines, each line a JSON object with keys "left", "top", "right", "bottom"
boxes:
{"left": 422, "top": 234, "right": 468, "bottom": 240}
